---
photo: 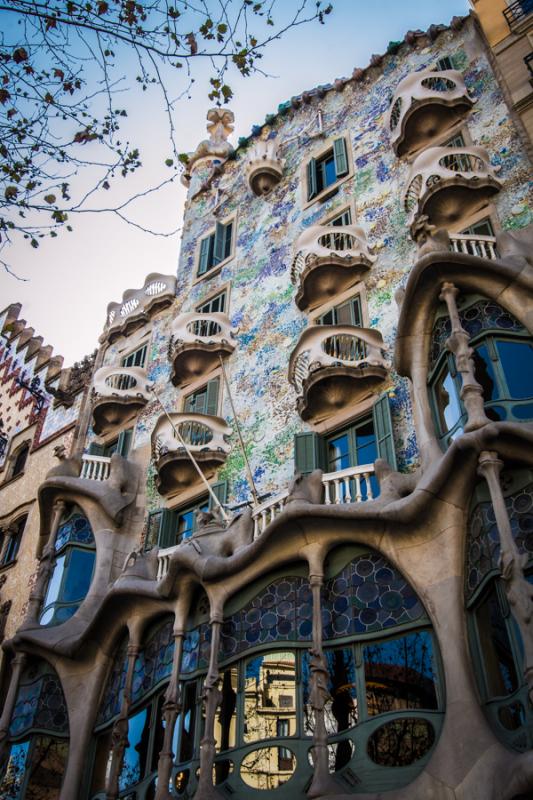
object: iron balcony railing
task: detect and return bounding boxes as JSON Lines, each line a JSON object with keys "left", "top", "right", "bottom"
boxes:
{"left": 503, "top": 0, "right": 533, "bottom": 28}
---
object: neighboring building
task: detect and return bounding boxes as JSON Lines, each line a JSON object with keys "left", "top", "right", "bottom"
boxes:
{"left": 0, "top": 10, "right": 533, "bottom": 800}
{"left": 470, "top": 0, "right": 533, "bottom": 152}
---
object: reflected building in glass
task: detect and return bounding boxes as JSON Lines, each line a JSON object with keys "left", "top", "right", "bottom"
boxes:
{"left": 1, "top": 7, "right": 533, "bottom": 800}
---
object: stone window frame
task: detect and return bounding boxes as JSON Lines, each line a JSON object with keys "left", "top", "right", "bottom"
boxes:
{"left": 0, "top": 513, "right": 28, "bottom": 569}
{"left": 301, "top": 131, "right": 354, "bottom": 210}
{"left": 2, "top": 438, "right": 32, "bottom": 485}
{"left": 311, "top": 282, "right": 370, "bottom": 329}
{"left": 195, "top": 281, "right": 232, "bottom": 316}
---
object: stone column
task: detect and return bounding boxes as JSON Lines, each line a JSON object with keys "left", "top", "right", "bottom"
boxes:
{"left": 439, "top": 282, "right": 489, "bottom": 432}
{"left": 307, "top": 559, "right": 341, "bottom": 798}
{"left": 195, "top": 615, "right": 222, "bottom": 800}
{"left": 23, "top": 498, "right": 66, "bottom": 627}
{"left": 0, "top": 652, "right": 27, "bottom": 762}
{"left": 105, "top": 642, "right": 140, "bottom": 800}
{"left": 478, "top": 451, "right": 533, "bottom": 702}
{"left": 155, "top": 629, "right": 184, "bottom": 800}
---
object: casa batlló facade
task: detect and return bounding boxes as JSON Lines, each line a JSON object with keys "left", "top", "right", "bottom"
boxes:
{"left": 0, "top": 10, "right": 533, "bottom": 800}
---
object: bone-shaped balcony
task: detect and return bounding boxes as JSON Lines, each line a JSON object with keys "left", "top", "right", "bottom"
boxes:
{"left": 103, "top": 273, "right": 176, "bottom": 343}
{"left": 403, "top": 145, "right": 501, "bottom": 228}
{"left": 151, "top": 413, "right": 232, "bottom": 496}
{"left": 169, "top": 312, "right": 237, "bottom": 386}
{"left": 92, "top": 366, "right": 152, "bottom": 435}
{"left": 388, "top": 69, "right": 473, "bottom": 156}
{"left": 288, "top": 326, "right": 388, "bottom": 421}
{"left": 290, "top": 224, "right": 375, "bottom": 311}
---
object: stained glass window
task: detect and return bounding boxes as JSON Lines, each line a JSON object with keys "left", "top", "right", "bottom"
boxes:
{"left": 322, "top": 552, "right": 424, "bottom": 640}
{"left": 54, "top": 509, "right": 95, "bottom": 551}
{"left": 220, "top": 576, "right": 313, "bottom": 660}
{"left": 131, "top": 619, "right": 174, "bottom": 703}
{"left": 96, "top": 637, "right": 128, "bottom": 726}
{"left": 9, "top": 667, "right": 69, "bottom": 738}
{"left": 181, "top": 623, "right": 211, "bottom": 675}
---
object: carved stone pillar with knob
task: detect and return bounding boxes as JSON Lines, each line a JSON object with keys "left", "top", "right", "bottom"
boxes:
{"left": 105, "top": 642, "right": 140, "bottom": 800}
{"left": 22, "top": 498, "right": 66, "bottom": 628}
{"left": 155, "top": 629, "right": 184, "bottom": 800}
{"left": 439, "top": 282, "right": 490, "bottom": 432}
{"left": 195, "top": 616, "right": 223, "bottom": 800}
{"left": 477, "top": 451, "right": 533, "bottom": 704}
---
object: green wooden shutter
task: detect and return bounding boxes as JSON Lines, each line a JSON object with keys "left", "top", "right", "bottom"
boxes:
{"left": 158, "top": 508, "right": 176, "bottom": 549}
{"left": 116, "top": 428, "right": 133, "bottom": 458}
{"left": 372, "top": 393, "right": 397, "bottom": 470}
{"left": 223, "top": 222, "right": 233, "bottom": 260}
{"left": 87, "top": 442, "right": 105, "bottom": 456}
{"left": 205, "top": 378, "right": 220, "bottom": 417}
{"left": 333, "top": 138, "right": 349, "bottom": 178}
{"left": 198, "top": 235, "right": 211, "bottom": 275}
{"left": 307, "top": 158, "right": 318, "bottom": 200}
{"left": 208, "top": 480, "right": 228, "bottom": 511}
{"left": 294, "top": 432, "right": 327, "bottom": 475}
{"left": 213, "top": 222, "right": 226, "bottom": 265}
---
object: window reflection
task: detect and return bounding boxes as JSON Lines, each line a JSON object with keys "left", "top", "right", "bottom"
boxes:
{"left": 244, "top": 652, "right": 296, "bottom": 744}
{"left": 215, "top": 667, "right": 237, "bottom": 752}
{"left": 0, "top": 740, "right": 29, "bottom": 798}
{"left": 240, "top": 746, "right": 297, "bottom": 790}
{"left": 473, "top": 344, "right": 499, "bottom": 402}
{"left": 119, "top": 707, "right": 150, "bottom": 791}
{"left": 364, "top": 631, "right": 438, "bottom": 715}
{"left": 497, "top": 340, "right": 533, "bottom": 399}
{"left": 367, "top": 718, "right": 435, "bottom": 766}
{"left": 434, "top": 366, "right": 462, "bottom": 434}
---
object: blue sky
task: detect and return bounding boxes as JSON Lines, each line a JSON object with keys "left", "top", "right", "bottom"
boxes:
{"left": 0, "top": 0, "right": 470, "bottom": 364}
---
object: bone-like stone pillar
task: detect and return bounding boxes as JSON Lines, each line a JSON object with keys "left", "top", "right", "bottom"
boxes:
{"left": 439, "top": 282, "right": 489, "bottom": 432}
{"left": 23, "top": 498, "right": 66, "bottom": 627}
{"left": 478, "top": 451, "right": 533, "bottom": 704}
{"left": 155, "top": 629, "right": 184, "bottom": 800}
{"left": 105, "top": 642, "right": 140, "bottom": 800}
{"left": 0, "top": 651, "right": 27, "bottom": 762}
{"left": 194, "top": 616, "right": 223, "bottom": 800}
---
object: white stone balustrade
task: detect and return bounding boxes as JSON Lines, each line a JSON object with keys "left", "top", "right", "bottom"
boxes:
{"left": 170, "top": 312, "right": 237, "bottom": 385}
{"left": 152, "top": 412, "right": 232, "bottom": 495}
{"left": 449, "top": 233, "right": 498, "bottom": 260}
{"left": 103, "top": 272, "right": 176, "bottom": 342}
{"left": 387, "top": 69, "right": 473, "bottom": 155}
{"left": 80, "top": 454, "right": 111, "bottom": 481}
{"left": 403, "top": 145, "right": 501, "bottom": 226}
{"left": 244, "top": 140, "right": 284, "bottom": 196}
{"left": 291, "top": 224, "right": 375, "bottom": 310}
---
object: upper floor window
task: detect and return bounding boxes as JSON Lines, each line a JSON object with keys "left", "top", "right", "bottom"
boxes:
{"left": 330, "top": 208, "right": 352, "bottom": 226}
{"left": 6, "top": 441, "right": 30, "bottom": 482}
{"left": 121, "top": 343, "right": 147, "bottom": 369}
{"left": 429, "top": 295, "right": 533, "bottom": 447}
{"left": 1, "top": 515, "right": 27, "bottom": 567}
{"left": 198, "top": 221, "right": 233, "bottom": 277}
{"left": 461, "top": 218, "right": 495, "bottom": 237}
{"left": 184, "top": 377, "right": 220, "bottom": 416}
{"left": 316, "top": 294, "right": 362, "bottom": 327}
{"left": 145, "top": 482, "right": 228, "bottom": 551}
{"left": 435, "top": 56, "right": 455, "bottom": 71}
{"left": 197, "top": 290, "right": 227, "bottom": 314}
{"left": 307, "top": 138, "right": 349, "bottom": 202}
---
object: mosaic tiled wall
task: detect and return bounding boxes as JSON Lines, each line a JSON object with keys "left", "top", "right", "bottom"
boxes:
{"left": 93, "top": 19, "right": 533, "bottom": 513}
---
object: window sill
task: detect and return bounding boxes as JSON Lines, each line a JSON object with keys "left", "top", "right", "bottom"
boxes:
{"left": 1, "top": 472, "right": 25, "bottom": 489}
{"left": 193, "top": 255, "right": 232, "bottom": 286}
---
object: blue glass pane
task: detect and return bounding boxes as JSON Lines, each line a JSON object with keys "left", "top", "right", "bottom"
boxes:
{"left": 9, "top": 670, "right": 69, "bottom": 737}
{"left": 364, "top": 631, "right": 438, "bottom": 714}
{"left": 0, "top": 740, "right": 29, "bottom": 797}
{"left": 119, "top": 707, "right": 150, "bottom": 790}
{"left": 512, "top": 403, "right": 533, "bottom": 420}
{"left": 497, "top": 340, "right": 533, "bottom": 399}
{"left": 181, "top": 623, "right": 211, "bottom": 675}
{"left": 323, "top": 156, "right": 337, "bottom": 188}
{"left": 42, "top": 555, "right": 66, "bottom": 611}
{"left": 355, "top": 421, "right": 377, "bottom": 465}
{"left": 328, "top": 435, "right": 350, "bottom": 471}
{"left": 61, "top": 549, "right": 95, "bottom": 602}
{"left": 473, "top": 344, "right": 499, "bottom": 401}
{"left": 322, "top": 553, "right": 424, "bottom": 640}
{"left": 434, "top": 368, "right": 462, "bottom": 434}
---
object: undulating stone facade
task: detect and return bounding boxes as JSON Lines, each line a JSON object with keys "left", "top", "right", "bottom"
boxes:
{"left": 1, "top": 10, "right": 533, "bottom": 800}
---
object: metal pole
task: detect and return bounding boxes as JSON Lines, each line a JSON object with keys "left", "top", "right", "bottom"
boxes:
{"left": 218, "top": 356, "right": 259, "bottom": 506}
{"left": 148, "top": 386, "right": 229, "bottom": 523}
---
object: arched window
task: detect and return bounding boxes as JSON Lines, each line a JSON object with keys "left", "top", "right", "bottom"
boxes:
{"left": 90, "top": 618, "right": 175, "bottom": 799}
{"left": 0, "top": 660, "right": 69, "bottom": 799}
{"left": 170, "top": 552, "right": 443, "bottom": 797}
{"left": 466, "top": 469, "right": 533, "bottom": 751}
{"left": 428, "top": 295, "right": 533, "bottom": 447}
{"left": 40, "top": 504, "right": 96, "bottom": 627}
{"left": 6, "top": 441, "right": 30, "bottom": 482}
{"left": 1, "top": 515, "right": 27, "bottom": 566}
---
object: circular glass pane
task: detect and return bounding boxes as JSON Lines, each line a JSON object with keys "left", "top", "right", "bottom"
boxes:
{"left": 367, "top": 718, "right": 435, "bottom": 766}
{"left": 240, "top": 747, "right": 296, "bottom": 789}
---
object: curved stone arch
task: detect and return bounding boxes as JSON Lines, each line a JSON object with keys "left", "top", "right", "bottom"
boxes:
{"left": 395, "top": 250, "right": 533, "bottom": 467}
